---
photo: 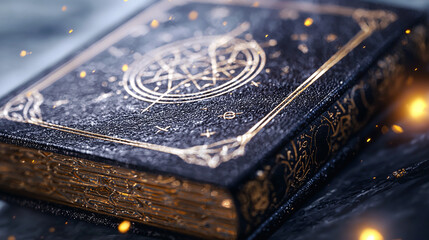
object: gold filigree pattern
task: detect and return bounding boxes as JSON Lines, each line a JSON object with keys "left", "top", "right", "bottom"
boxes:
{"left": 0, "top": 143, "right": 237, "bottom": 239}
{"left": 237, "top": 37, "right": 420, "bottom": 230}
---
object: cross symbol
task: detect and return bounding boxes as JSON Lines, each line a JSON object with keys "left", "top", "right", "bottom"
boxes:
{"left": 155, "top": 126, "right": 171, "bottom": 134}
{"left": 250, "top": 81, "right": 260, "bottom": 87}
{"left": 200, "top": 129, "right": 216, "bottom": 138}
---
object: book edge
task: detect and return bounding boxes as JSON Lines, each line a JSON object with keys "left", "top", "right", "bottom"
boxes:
{"left": 234, "top": 23, "right": 428, "bottom": 238}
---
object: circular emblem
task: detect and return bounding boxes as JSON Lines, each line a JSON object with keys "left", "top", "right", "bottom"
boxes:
{"left": 123, "top": 34, "right": 265, "bottom": 104}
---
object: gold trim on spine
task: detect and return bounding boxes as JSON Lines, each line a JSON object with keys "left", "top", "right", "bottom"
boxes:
{"left": 237, "top": 26, "right": 427, "bottom": 232}
{"left": 0, "top": 143, "right": 237, "bottom": 239}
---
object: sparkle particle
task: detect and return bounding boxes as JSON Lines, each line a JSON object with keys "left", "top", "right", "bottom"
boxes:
{"left": 188, "top": 11, "right": 198, "bottom": 20}
{"left": 393, "top": 168, "right": 406, "bottom": 178}
{"left": 122, "top": 64, "right": 129, "bottom": 72}
{"left": 410, "top": 98, "right": 427, "bottom": 118}
{"left": 359, "top": 228, "right": 384, "bottom": 240}
{"left": 79, "top": 71, "right": 86, "bottom": 78}
{"left": 118, "top": 220, "right": 131, "bottom": 233}
{"left": 150, "top": 19, "right": 159, "bottom": 28}
{"left": 304, "top": 17, "right": 313, "bottom": 27}
{"left": 221, "top": 199, "right": 232, "bottom": 208}
{"left": 68, "top": 29, "right": 73, "bottom": 34}
{"left": 20, "top": 50, "right": 27, "bottom": 57}
{"left": 405, "top": 29, "right": 411, "bottom": 34}
{"left": 325, "top": 34, "right": 337, "bottom": 42}
{"left": 61, "top": 5, "right": 67, "bottom": 12}
{"left": 391, "top": 124, "right": 403, "bottom": 134}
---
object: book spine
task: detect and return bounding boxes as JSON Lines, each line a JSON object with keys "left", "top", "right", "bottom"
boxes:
{"left": 234, "top": 25, "right": 428, "bottom": 237}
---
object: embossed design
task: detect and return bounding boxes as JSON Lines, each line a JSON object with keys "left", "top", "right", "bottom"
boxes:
{"left": 1, "top": 91, "right": 43, "bottom": 123}
{"left": 237, "top": 46, "right": 411, "bottom": 231}
{"left": 0, "top": 0, "right": 398, "bottom": 168}
{"left": 155, "top": 125, "right": 170, "bottom": 134}
{"left": 125, "top": 22, "right": 265, "bottom": 108}
{"left": 200, "top": 129, "right": 217, "bottom": 138}
{"left": 218, "top": 111, "right": 243, "bottom": 120}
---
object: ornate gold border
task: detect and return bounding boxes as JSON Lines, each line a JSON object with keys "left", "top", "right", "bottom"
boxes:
{"left": 0, "top": 0, "right": 397, "bottom": 168}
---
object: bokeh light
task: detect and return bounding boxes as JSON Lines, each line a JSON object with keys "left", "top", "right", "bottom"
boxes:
{"left": 409, "top": 98, "right": 427, "bottom": 119}
{"left": 359, "top": 228, "right": 384, "bottom": 240}
{"left": 118, "top": 220, "right": 131, "bottom": 234}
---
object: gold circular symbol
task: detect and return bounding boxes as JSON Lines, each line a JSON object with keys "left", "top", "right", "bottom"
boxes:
{"left": 219, "top": 111, "right": 243, "bottom": 120}
{"left": 123, "top": 32, "right": 265, "bottom": 104}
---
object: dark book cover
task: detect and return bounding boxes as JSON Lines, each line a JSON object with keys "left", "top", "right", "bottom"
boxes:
{"left": 0, "top": 0, "right": 426, "bottom": 239}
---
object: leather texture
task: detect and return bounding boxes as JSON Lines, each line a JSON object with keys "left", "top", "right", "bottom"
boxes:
{"left": 0, "top": 0, "right": 424, "bottom": 189}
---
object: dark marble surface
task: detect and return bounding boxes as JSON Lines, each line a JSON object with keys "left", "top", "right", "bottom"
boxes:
{"left": 1, "top": 0, "right": 429, "bottom": 239}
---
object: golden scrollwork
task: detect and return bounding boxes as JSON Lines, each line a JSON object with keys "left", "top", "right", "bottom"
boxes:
{"left": 0, "top": 143, "right": 237, "bottom": 239}
{"left": 237, "top": 40, "right": 413, "bottom": 230}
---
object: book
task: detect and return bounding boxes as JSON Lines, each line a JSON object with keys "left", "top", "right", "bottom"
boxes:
{"left": 0, "top": 0, "right": 426, "bottom": 239}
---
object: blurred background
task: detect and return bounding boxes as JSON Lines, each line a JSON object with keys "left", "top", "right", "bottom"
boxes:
{"left": 1, "top": 0, "right": 429, "bottom": 239}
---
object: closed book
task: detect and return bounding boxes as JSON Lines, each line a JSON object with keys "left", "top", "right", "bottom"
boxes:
{"left": 0, "top": 0, "right": 426, "bottom": 239}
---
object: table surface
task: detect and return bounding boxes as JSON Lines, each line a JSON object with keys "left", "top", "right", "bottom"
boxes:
{"left": 0, "top": 0, "right": 428, "bottom": 239}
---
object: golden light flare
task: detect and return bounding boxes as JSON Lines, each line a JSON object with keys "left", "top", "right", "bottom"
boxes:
{"left": 391, "top": 124, "right": 404, "bottom": 134}
{"left": 150, "top": 19, "right": 159, "bottom": 28}
{"left": 325, "top": 33, "right": 338, "bottom": 42}
{"left": 61, "top": 5, "right": 67, "bottom": 12}
{"left": 409, "top": 98, "right": 427, "bottom": 118}
{"left": 79, "top": 71, "right": 87, "bottom": 78}
{"left": 366, "top": 138, "right": 371, "bottom": 143}
{"left": 118, "top": 220, "right": 131, "bottom": 233}
{"left": 221, "top": 199, "right": 232, "bottom": 208}
{"left": 359, "top": 228, "right": 384, "bottom": 240}
{"left": 405, "top": 29, "right": 411, "bottom": 34}
{"left": 188, "top": 10, "right": 198, "bottom": 20}
{"left": 304, "top": 17, "right": 314, "bottom": 27}
{"left": 20, "top": 50, "right": 27, "bottom": 57}
{"left": 68, "top": 29, "right": 74, "bottom": 34}
{"left": 252, "top": 1, "right": 260, "bottom": 7}
{"left": 7, "top": 236, "right": 16, "bottom": 240}
{"left": 122, "top": 64, "right": 129, "bottom": 72}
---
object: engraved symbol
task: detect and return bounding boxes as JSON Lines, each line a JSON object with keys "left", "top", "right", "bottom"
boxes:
{"left": 123, "top": 22, "right": 266, "bottom": 112}
{"left": 250, "top": 81, "right": 260, "bottom": 87}
{"left": 155, "top": 125, "right": 170, "bottom": 134}
{"left": 200, "top": 129, "right": 216, "bottom": 138}
{"left": 218, "top": 111, "right": 242, "bottom": 120}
